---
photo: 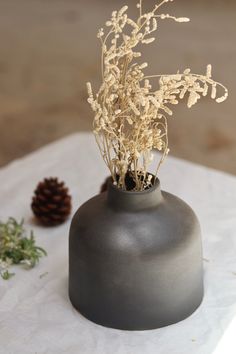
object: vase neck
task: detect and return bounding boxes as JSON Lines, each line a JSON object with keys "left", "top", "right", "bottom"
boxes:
{"left": 107, "top": 177, "right": 163, "bottom": 211}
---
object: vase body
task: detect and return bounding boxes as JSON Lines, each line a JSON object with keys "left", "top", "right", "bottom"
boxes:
{"left": 69, "top": 179, "right": 204, "bottom": 330}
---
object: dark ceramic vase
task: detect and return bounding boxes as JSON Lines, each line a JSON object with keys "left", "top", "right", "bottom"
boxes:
{"left": 69, "top": 177, "right": 204, "bottom": 330}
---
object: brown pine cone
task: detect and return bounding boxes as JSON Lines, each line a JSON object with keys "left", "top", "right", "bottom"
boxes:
{"left": 100, "top": 176, "right": 111, "bottom": 193}
{"left": 31, "top": 177, "right": 72, "bottom": 226}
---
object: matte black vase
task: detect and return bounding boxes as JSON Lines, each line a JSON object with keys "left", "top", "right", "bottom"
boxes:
{"left": 69, "top": 177, "right": 204, "bottom": 330}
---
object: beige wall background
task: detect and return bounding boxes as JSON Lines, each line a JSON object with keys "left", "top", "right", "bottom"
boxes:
{"left": 0, "top": 0, "right": 235, "bottom": 174}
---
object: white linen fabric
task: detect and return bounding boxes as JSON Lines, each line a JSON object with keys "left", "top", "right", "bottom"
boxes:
{"left": 0, "top": 133, "right": 236, "bottom": 354}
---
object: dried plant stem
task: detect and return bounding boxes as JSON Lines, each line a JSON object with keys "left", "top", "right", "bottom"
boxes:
{"left": 143, "top": 73, "right": 228, "bottom": 96}
{"left": 154, "top": 115, "right": 169, "bottom": 179}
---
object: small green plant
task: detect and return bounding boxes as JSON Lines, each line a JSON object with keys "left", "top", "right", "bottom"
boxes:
{"left": 0, "top": 217, "right": 47, "bottom": 280}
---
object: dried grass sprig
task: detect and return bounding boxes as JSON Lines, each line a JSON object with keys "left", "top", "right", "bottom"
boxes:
{"left": 87, "top": 0, "right": 228, "bottom": 191}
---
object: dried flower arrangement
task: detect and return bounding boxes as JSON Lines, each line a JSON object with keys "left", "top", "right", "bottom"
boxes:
{"left": 87, "top": 0, "right": 228, "bottom": 191}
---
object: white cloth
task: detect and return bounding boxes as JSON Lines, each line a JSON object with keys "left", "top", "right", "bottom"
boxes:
{"left": 0, "top": 132, "right": 236, "bottom": 354}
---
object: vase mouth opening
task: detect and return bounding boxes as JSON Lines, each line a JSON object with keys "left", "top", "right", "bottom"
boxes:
{"left": 107, "top": 173, "right": 162, "bottom": 210}
{"left": 108, "top": 173, "right": 160, "bottom": 195}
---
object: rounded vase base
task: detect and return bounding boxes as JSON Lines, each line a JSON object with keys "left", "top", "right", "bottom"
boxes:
{"left": 69, "top": 290, "right": 204, "bottom": 331}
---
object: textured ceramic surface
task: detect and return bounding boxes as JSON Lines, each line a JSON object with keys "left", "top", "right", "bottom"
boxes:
{"left": 69, "top": 178, "right": 204, "bottom": 330}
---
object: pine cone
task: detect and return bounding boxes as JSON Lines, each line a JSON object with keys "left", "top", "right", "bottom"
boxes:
{"left": 31, "top": 177, "right": 72, "bottom": 226}
{"left": 100, "top": 176, "right": 111, "bottom": 193}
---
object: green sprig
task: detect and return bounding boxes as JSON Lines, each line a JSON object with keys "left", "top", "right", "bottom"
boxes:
{"left": 0, "top": 217, "right": 47, "bottom": 280}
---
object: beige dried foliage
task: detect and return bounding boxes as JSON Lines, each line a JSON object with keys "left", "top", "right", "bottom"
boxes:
{"left": 87, "top": 0, "right": 228, "bottom": 191}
